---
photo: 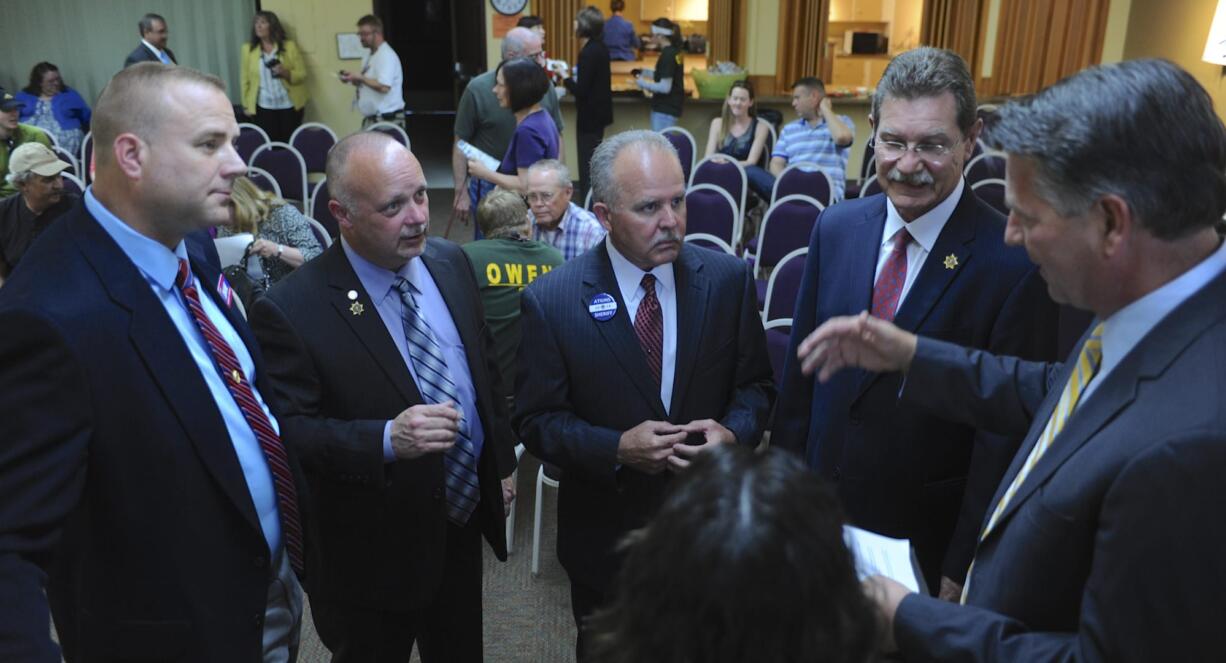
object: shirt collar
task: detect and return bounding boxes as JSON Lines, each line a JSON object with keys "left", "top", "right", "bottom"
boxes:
{"left": 604, "top": 235, "right": 675, "bottom": 304}
{"left": 141, "top": 39, "right": 166, "bottom": 57}
{"left": 1098, "top": 236, "right": 1226, "bottom": 372}
{"left": 84, "top": 187, "right": 187, "bottom": 290}
{"left": 341, "top": 235, "right": 418, "bottom": 302}
{"left": 882, "top": 176, "right": 965, "bottom": 252}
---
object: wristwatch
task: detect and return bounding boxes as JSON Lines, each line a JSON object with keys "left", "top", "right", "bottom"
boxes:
{"left": 275, "top": 244, "right": 283, "bottom": 259}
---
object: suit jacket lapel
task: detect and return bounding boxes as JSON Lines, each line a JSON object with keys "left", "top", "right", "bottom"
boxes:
{"left": 71, "top": 211, "right": 262, "bottom": 535}
{"left": 668, "top": 247, "right": 709, "bottom": 416}
{"left": 583, "top": 244, "right": 668, "bottom": 418}
{"left": 987, "top": 267, "right": 1226, "bottom": 540}
{"left": 322, "top": 245, "right": 423, "bottom": 405}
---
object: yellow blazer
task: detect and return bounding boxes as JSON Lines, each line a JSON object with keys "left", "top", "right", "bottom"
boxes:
{"left": 241, "top": 40, "right": 308, "bottom": 115}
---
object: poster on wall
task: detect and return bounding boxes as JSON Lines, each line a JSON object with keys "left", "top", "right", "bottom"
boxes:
{"left": 337, "top": 33, "right": 365, "bottom": 60}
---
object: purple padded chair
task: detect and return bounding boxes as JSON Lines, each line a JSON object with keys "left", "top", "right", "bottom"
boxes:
{"left": 661, "top": 127, "right": 697, "bottom": 185}
{"left": 762, "top": 247, "right": 808, "bottom": 322}
{"left": 971, "top": 178, "right": 1008, "bottom": 215}
{"left": 690, "top": 155, "right": 748, "bottom": 225}
{"left": 858, "top": 174, "right": 884, "bottom": 198}
{"left": 79, "top": 132, "right": 94, "bottom": 184}
{"left": 763, "top": 320, "right": 792, "bottom": 388}
{"left": 964, "top": 152, "right": 1006, "bottom": 185}
{"left": 52, "top": 146, "right": 78, "bottom": 177}
{"left": 290, "top": 123, "right": 337, "bottom": 175}
{"left": 236, "top": 123, "right": 270, "bottom": 164}
{"left": 366, "top": 122, "right": 410, "bottom": 149}
{"left": 771, "top": 162, "right": 834, "bottom": 207}
{"left": 250, "top": 142, "right": 308, "bottom": 207}
{"left": 684, "top": 233, "right": 736, "bottom": 255}
{"left": 246, "top": 166, "right": 282, "bottom": 198}
{"left": 60, "top": 172, "right": 84, "bottom": 197}
{"left": 310, "top": 178, "right": 339, "bottom": 239}
{"left": 685, "top": 184, "right": 740, "bottom": 249}
{"left": 753, "top": 194, "right": 822, "bottom": 306}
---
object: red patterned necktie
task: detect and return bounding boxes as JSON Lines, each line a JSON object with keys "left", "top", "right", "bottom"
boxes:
{"left": 870, "top": 228, "right": 913, "bottom": 322}
{"left": 634, "top": 273, "right": 663, "bottom": 387}
{"left": 175, "top": 259, "right": 304, "bottom": 574}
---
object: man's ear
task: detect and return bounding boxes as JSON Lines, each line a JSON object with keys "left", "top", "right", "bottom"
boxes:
{"left": 1097, "top": 193, "right": 1133, "bottom": 260}
{"left": 329, "top": 199, "right": 353, "bottom": 231}
{"left": 964, "top": 117, "right": 984, "bottom": 160}
{"left": 592, "top": 202, "right": 613, "bottom": 232}
{"left": 112, "top": 133, "right": 146, "bottom": 180}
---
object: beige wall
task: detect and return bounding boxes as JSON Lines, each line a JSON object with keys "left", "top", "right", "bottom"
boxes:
{"left": 263, "top": 0, "right": 372, "bottom": 136}
{"left": 1122, "top": 0, "right": 1226, "bottom": 122}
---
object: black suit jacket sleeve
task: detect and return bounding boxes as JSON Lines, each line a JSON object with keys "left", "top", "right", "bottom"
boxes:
{"left": 720, "top": 262, "right": 776, "bottom": 445}
{"left": 248, "top": 295, "right": 387, "bottom": 482}
{"left": 515, "top": 286, "right": 623, "bottom": 486}
{"left": 895, "top": 431, "right": 1226, "bottom": 663}
{"left": 0, "top": 310, "right": 89, "bottom": 662}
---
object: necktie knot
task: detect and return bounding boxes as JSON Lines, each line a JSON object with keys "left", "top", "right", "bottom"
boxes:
{"left": 640, "top": 273, "right": 656, "bottom": 292}
{"left": 175, "top": 258, "right": 191, "bottom": 290}
{"left": 891, "top": 228, "right": 912, "bottom": 253}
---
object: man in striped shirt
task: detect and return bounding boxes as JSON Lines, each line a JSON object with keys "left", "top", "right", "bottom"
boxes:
{"left": 749, "top": 77, "right": 854, "bottom": 201}
{"left": 527, "top": 159, "right": 606, "bottom": 261}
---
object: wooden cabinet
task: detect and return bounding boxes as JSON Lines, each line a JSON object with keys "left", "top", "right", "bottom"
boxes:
{"left": 642, "top": 0, "right": 708, "bottom": 21}
{"left": 830, "top": 0, "right": 883, "bottom": 22}
{"left": 830, "top": 54, "right": 892, "bottom": 88}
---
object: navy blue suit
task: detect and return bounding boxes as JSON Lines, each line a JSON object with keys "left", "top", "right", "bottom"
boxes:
{"left": 123, "top": 43, "right": 176, "bottom": 68}
{"left": 772, "top": 186, "right": 1058, "bottom": 589}
{"left": 515, "top": 242, "right": 775, "bottom": 595}
{"left": 0, "top": 204, "right": 306, "bottom": 662}
{"left": 893, "top": 264, "right": 1226, "bottom": 661}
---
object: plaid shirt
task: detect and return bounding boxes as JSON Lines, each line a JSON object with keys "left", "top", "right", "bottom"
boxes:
{"left": 532, "top": 202, "right": 606, "bottom": 261}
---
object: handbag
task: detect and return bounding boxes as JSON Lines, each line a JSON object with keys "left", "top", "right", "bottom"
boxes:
{"left": 222, "top": 242, "right": 269, "bottom": 310}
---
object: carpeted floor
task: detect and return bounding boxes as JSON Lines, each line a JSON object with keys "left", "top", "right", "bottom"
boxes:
{"left": 294, "top": 452, "right": 577, "bottom": 662}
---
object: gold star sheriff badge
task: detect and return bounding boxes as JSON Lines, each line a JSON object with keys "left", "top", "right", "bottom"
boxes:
{"left": 944, "top": 254, "right": 959, "bottom": 270}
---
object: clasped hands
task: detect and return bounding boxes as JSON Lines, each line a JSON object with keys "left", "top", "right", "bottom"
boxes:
{"left": 616, "top": 418, "right": 735, "bottom": 474}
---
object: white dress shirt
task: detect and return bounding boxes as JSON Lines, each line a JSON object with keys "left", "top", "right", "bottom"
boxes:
{"left": 874, "top": 177, "right": 966, "bottom": 314}
{"left": 605, "top": 237, "right": 678, "bottom": 413}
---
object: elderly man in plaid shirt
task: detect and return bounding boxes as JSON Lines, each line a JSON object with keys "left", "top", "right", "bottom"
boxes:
{"left": 526, "top": 159, "right": 606, "bottom": 261}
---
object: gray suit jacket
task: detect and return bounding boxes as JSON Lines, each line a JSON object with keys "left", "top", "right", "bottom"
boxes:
{"left": 891, "top": 264, "right": 1226, "bottom": 661}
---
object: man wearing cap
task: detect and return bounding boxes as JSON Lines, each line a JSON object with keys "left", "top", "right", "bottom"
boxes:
{"left": 0, "top": 143, "right": 76, "bottom": 284}
{"left": 0, "top": 88, "right": 52, "bottom": 199}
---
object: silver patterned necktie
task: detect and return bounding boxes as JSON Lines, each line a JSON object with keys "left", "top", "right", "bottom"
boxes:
{"left": 393, "top": 276, "right": 480, "bottom": 525}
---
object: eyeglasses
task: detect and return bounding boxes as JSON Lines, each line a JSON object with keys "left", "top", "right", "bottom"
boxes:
{"left": 524, "top": 50, "right": 546, "bottom": 61}
{"left": 872, "top": 136, "right": 964, "bottom": 162}
{"left": 525, "top": 190, "right": 558, "bottom": 204}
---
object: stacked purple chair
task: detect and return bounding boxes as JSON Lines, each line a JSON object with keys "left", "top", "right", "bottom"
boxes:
{"left": 964, "top": 152, "right": 1006, "bottom": 185}
{"left": 250, "top": 142, "right": 308, "bottom": 209}
{"left": 690, "top": 155, "right": 748, "bottom": 229}
{"left": 246, "top": 167, "right": 282, "bottom": 198}
{"left": 753, "top": 194, "right": 822, "bottom": 307}
{"left": 661, "top": 126, "right": 697, "bottom": 185}
{"left": 236, "top": 123, "right": 270, "bottom": 164}
{"left": 761, "top": 247, "right": 809, "bottom": 387}
{"left": 771, "top": 162, "right": 834, "bottom": 207}
{"left": 310, "top": 178, "right": 339, "bottom": 239}
{"left": 971, "top": 178, "right": 1008, "bottom": 215}
{"left": 290, "top": 123, "right": 337, "bottom": 176}
{"left": 366, "top": 122, "right": 410, "bottom": 149}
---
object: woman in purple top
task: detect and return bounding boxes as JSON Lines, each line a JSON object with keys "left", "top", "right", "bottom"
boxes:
{"left": 467, "top": 57, "right": 559, "bottom": 193}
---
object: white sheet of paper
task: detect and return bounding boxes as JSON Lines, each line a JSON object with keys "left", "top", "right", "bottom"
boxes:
{"left": 843, "top": 525, "right": 922, "bottom": 593}
{"left": 214, "top": 233, "right": 254, "bottom": 269}
{"left": 457, "top": 139, "right": 502, "bottom": 173}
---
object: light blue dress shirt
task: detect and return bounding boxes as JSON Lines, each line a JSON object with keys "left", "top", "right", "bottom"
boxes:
{"left": 83, "top": 188, "right": 284, "bottom": 559}
{"left": 340, "top": 237, "right": 485, "bottom": 463}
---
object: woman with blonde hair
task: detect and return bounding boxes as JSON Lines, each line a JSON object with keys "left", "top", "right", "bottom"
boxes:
{"left": 221, "top": 176, "right": 323, "bottom": 285}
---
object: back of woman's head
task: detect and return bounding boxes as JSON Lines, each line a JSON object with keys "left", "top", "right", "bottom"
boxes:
{"left": 587, "top": 445, "right": 877, "bottom": 663}
{"left": 497, "top": 57, "right": 551, "bottom": 113}
{"left": 230, "top": 176, "right": 281, "bottom": 233}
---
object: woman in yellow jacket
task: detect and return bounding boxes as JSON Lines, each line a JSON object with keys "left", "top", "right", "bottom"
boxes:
{"left": 241, "top": 10, "right": 308, "bottom": 143}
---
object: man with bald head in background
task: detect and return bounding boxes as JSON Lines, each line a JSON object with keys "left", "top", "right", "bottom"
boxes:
{"left": 250, "top": 132, "right": 515, "bottom": 662}
{"left": 0, "top": 63, "right": 307, "bottom": 662}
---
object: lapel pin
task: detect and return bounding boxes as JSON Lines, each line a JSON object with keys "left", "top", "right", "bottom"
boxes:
{"left": 350, "top": 301, "right": 365, "bottom": 316}
{"left": 944, "top": 254, "right": 959, "bottom": 270}
{"left": 347, "top": 290, "right": 359, "bottom": 300}
{"left": 588, "top": 292, "right": 618, "bottom": 321}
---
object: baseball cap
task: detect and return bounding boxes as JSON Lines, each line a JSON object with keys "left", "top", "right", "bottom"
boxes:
{"left": 9, "top": 143, "right": 70, "bottom": 177}
{"left": 0, "top": 87, "right": 23, "bottom": 112}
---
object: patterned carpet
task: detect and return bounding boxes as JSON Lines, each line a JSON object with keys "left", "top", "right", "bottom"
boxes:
{"left": 294, "top": 452, "right": 578, "bottom": 662}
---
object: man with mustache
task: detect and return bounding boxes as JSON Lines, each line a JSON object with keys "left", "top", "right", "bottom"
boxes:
{"left": 515, "top": 130, "right": 775, "bottom": 660}
{"left": 248, "top": 132, "right": 516, "bottom": 662}
{"left": 771, "top": 47, "right": 1059, "bottom": 601}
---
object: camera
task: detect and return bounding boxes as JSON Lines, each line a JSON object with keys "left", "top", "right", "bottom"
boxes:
{"left": 264, "top": 58, "right": 281, "bottom": 70}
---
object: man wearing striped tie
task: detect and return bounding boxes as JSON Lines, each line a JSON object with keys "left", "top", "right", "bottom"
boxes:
{"left": 797, "top": 59, "right": 1226, "bottom": 662}
{"left": 249, "top": 131, "right": 516, "bottom": 662}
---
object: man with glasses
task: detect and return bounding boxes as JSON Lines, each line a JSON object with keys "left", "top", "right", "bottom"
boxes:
{"left": 452, "top": 27, "right": 565, "bottom": 236}
{"left": 340, "top": 15, "right": 404, "bottom": 129}
{"left": 747, "top": 76, "right": 854, "bottom": 201}
{"left": 771, "top": 47, "right": 1059, "bottom": 599}
{"left": 526, "top": 159, "right": 604, "bottom": 261}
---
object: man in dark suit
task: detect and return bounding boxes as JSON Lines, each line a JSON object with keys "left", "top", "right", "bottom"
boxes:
{"left": 515, "top": 129, "right": 775, "bottom": 659}
{"left": 772, "top": 47, "right": 1058, "bottom": 598}
{"left": 124, "top": 13, "right": 177, "bottom": 68}
{"left": 248, "top": 132, "right": 515, "bottom": 663}
{"left": 801, "top": 58, "right": 1226, "bottom": 662}
{"left": 0, "top": 63, "right": 306, "bottom": 662}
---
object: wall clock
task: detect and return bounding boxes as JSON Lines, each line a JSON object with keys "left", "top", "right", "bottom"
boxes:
{"left": 491, "top": 0, "right": 529, "bottom": 16}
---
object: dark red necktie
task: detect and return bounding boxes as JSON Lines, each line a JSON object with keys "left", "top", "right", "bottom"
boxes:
{"left": 175, "top": 259, "right": 304, "bottom": 574}
{"left": 871, "top": 228, "right": 912, "bottom": 322}
{"left": 634, "top": 273, "right": 663, "bottom": 387}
